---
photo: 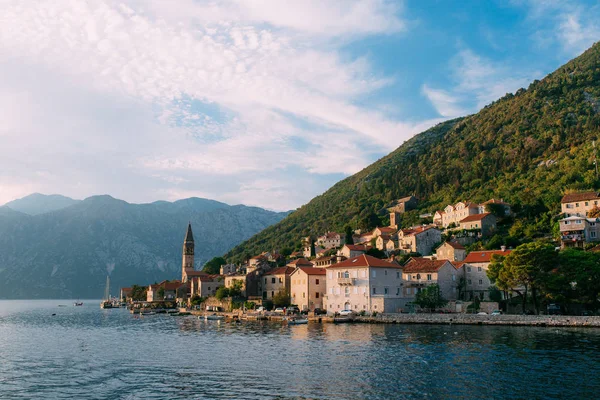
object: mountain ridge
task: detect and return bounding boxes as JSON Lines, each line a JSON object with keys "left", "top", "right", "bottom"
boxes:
{"left": 225, "top": 42, "right": 600, "bottom": 262}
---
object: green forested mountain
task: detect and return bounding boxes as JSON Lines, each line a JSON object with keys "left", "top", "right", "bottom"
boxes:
{"left": 226, "top": 42, "right": 600, "bottom": 262}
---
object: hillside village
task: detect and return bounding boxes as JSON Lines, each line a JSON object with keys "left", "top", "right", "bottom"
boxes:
{"left": 123, "top": 191, "right": 600, "bottom": 316}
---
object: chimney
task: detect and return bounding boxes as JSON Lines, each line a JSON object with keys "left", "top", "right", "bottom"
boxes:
{"left": 500, "top": 245, "right": 506, "bottom": 251}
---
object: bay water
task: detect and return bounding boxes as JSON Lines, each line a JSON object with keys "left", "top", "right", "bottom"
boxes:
{"left": 0, "top": 300, "right": 599, "bottom": 399}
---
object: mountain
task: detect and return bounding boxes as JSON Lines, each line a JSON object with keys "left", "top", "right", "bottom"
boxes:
{"left": 226, "top": 42, "right": 600, "bottom": 262}
{"left": 4, "top": 193, "right": 80, "bottom": 215}
{"left": 0, "top": 195, "right": 288, "bottom": 299}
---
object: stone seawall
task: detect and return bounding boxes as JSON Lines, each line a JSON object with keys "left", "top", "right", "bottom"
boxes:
{"left": 355, "top": 314, "right": 600, "bottom": 327}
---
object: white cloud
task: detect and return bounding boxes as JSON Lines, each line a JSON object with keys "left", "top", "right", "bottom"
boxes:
{"left": 0, "top": 0, "right": 427, "bottom": 210}
{"left": 421, "top": 85, "right": 466, "bottom": 118}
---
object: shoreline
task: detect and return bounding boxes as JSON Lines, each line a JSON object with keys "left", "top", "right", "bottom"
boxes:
{"left": 353, "top": 314, "right": 600, "bottom": 328}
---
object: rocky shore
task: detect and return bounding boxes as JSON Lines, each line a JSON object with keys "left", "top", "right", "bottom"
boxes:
{"left": 354, "top": 313, "right": 600, "bottom": 327}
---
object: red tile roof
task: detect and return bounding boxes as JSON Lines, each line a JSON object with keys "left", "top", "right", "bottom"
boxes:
{"left": 403, "top": 258, "right": 452, "bottom": 273}
{"left": 287, "top": 258, "right": 314, "bottom": 267}
{"left": 293, "top": 267, "right": 326, "bottom": 276}
{"left": 460, "top": 213, "right": 493, "bottom": 223}
{"left": 444, "top": 241, "right": 465, "bottom": 250}
{"left": 451, "top": 261, "right": 465, "bottom": 269}
{"left": 186, "top": 270, "right": 209, "bottom": 277}
{"left": 344, "top": 244, "right": 368, "bottom": 251}
{"left": 265, "top": 267, "right": 296, "bottom": 276}
{"left": 463, "top": 250, "right": 511, "bottom": 263}
{"left": 483, "top": 198, "right": 509, "bottom": 205}
{"left": 327, "top": 254, "right": 402, "bottom": 269}
{"left": 376, "top": 227, "right": 397, "bottom": 234}
{"left": 561, "top": 191, "right": 600, "bottom": 203}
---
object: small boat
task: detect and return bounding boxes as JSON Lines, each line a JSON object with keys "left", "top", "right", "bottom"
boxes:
{"left": 74, "top": 301, "right": 83, "bottom": 306}
{"left": 286, "top": 318, "right": 308, "bottom": 325}
{"left": 141, "top": 311, "right": 156, "bottom": 316}
{"left": 203, "top": 314, "right": 225, "bottom": 321}
{"left": 169, "top": 311, "right": 191, "bottom": 316}
{"left": 100, "top": 301, "right": 113, "bottom": 309}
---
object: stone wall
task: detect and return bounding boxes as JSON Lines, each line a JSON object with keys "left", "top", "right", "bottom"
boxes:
{"left": 355, "top": 313, "right": 600, "bottom": 327}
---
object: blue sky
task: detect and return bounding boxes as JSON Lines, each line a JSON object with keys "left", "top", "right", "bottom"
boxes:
{"left": 0, "top": 0, "right": 599, "bottom": 211}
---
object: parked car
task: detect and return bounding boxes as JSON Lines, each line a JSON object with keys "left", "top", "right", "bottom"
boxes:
{"left": 339, "top": 309, "right": 354, "bottom": 316}
{"left": 286, "top": 306, "right": 300, "bottom": 315}
{"left": 274, "top": 307, "right": 285, "bottom": 314}
{"left": 491, "top": 310, "right": 502, "bottom": 316}
{"left": 477, "top": 311, "right": 488, "bottom": 315}
{"left": 313, "top": 308, "right": 327, "bottom": 315}
{"left": 256, "top": 306, "right": 266, "bottom": 312}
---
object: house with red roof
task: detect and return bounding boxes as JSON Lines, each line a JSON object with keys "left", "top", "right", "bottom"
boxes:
{"left": 290, "top": 267, "right": 327, "bottom": 311}
{"left": 402, "top": 258, "right": 462, "bottom": 301}
{"left": 398, "top": 225, "right": 441, "bottom": 256}
{"left": 324, "top": 254, "right": 406, "bottom": 314}
{"left": 316, "top": 231, "right": 343, "bottom": 249}
{"left": 262, "top": 267, "right": 295, "bottom": 300}
{"left": 463, "top": 248, "right": 511, "bottom": 301}
{"left": 339, "top": 244, "right": 370, "bottom": 259}
{"left": 561, "top": 191, "right": 600, "bottom": 217}
{"left": 459, "top": 213, "right": 497, "bottom": 237}
{"left": 435, "top": 241, "right": 466, "bottom": 262}
{"left": 147, "top": 280, "right": 188, "bottom": 302}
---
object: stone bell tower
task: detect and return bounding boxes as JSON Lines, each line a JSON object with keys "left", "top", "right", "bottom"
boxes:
{"left": 182, "top": 222, "right": 195, "bottom": 282}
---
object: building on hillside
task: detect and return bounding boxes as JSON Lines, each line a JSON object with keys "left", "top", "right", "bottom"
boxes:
{"left": 373, "top": 226, "right": 397, "bottom": 238}
{"left": 324, "top": 254, "right": 406, "bottom": 314}
{"left": 462, "top": 249, "right": 511, "bottom": 300}
{"left": 316, "top": 232, "right": 343, "bottom": 249}
{"left": 376, "top": 234, "right": 393, "bottom": 251}
{"left": 262, "top": 267, "right": 295, "bottom": 300}
{"left": 434, "top": 202, "right": 480, "bottom": 228}
{"left": 390, "top": 196, "right": 418, "bottom": 214}
{"left": 220, "top": 264, "right": 237, "bottom": 275}
{"left": 287, "top": 258, "right": 314, "bottom": 268}
{"left": 480, "top": 199, "right": 513, "bottom": 217}
{"left": 289, "top": 251, "right": 304, "bottom": 259}
{"left": 402, "top": 258, "right": 461, "bottom": 301}
{"left": 459, "top": 213, "right": 497, "bottom": 237}
{"left": 147, "top": 280, "right": 186, "bottom": 302}
{"left": 435, "top": 241, "right": 466, "bottom": 262}
{"left": 559, "top": 216, "right": 600, "bottom": 248}
{"left": 313, "top": 255, "right": 346, "bottom": 268}
{"left": 290, "top": 267, "right": 327, "bottom": 311}
{"left": 339, "top": 244, "right": 369, "bottom": 259}
{"left": 398, "top": 226, "right": 441, "bottom": 256}
{"left": 224, "top": 275, "right": 248, "bottom": 297}
{"left": 561, "top": 191, "right": 600, "bottom": 217}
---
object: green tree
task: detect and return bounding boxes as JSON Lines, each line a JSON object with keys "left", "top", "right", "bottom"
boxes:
{"left": 157, "top": 287, "right": 165, "bottom": 300}
{"left": 130, "top": 285, "right": 147, "bottom": 301}
{"left": 272, "top": 289, "right": 291, "bottom": 307}
{"left": 414, "top": 284, "right": 448, "bottom": 312}
{"left": 203, "top": 257, "right": 227, "bottom": 275}
{"left": 485, "top": 203, "right": 507, "bottom": 218}
{"left": 556, "top": 249, "right": 600, "bottom": 310}
{"left": 215, "top": 287, "right": 230, "bottom": 300}
{"left": 228, "top": 279, "right": 244, "bottom": 298}
{"left": 345, "top": 226, "right": 354, "bottom": 245}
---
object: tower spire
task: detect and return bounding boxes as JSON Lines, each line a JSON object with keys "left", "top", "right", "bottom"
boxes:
{"left": 185, "top": 222, "right": 194, "bottom": 243}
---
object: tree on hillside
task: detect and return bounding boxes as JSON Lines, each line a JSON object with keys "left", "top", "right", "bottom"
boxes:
{"left": 414, "top": 284, "right": 448, "bottom": 312}
{"left": 485, "top": 203, "right": 507, "bottom": 218}
{"left": 555, "top": 249, "right": 600, "bottom": 310}
{"left": 345, "top": 226, "right": 354, "bottom": 245}
{"left": 589, "top": 206, "right": 600, "bottom": 218}
{"left": 203, "top": 256, "right": 226, "bottom": 274}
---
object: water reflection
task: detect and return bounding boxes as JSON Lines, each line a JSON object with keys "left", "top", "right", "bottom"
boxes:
{"left": 1, "top": 300, "right": 600, "bottom": 399}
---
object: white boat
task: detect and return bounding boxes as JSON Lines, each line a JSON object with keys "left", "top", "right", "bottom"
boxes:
{"left": 286, "top": 318, "right": 308, "bottom": 325}
{"left": 74, "top": 301, "right": 83, "bottom": 306}
{"left": 203, "top": 314, "right": 225, "bottom": 321}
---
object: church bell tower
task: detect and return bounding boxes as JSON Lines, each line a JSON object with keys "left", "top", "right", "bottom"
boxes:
{"left": 182, "top": 222, "right": 195, "bottom": 282}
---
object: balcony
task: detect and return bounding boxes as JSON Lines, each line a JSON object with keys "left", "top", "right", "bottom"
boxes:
{"left": 406, "top": 280, "right": 433, "bottom": 287}
{"left": 337, "top": 277, "right": 356, "bottom": 286}
{"left": 561, "top": 234, "right": 584, "bottom": 242}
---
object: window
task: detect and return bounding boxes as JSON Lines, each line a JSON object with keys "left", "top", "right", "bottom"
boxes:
{"left": 316, "top": 292, "right": 319, "bottom": 298}
{"left": 329, "top": 304, "right": 332, "bottom": 309}
{"left": 416, "top": 274, "right": 421, "bottom": 280}
{"left": 343, "top": 271, "right": 349, "bottom": 278}
{"left": 316, "top": 279, "right": 319, "bottom": 285}
{"left": 479, "top": 279, "right": 483, "bottom": 285}
{"left": 467, "top": 280, "right": 472, "bottom": 285}
{"left": 384, "top": 287, "right": 389, "bottom": 294}
{"left": 452, "top": 274, "right": 456, "bottom": 281}
{"left": 362, "top": 270, "right": 367, "bottom": 278}
{"left": 372, "top": 287, "right": 377, "bottom": 294}
{"left": 467, "top": 266, "right": 472, "bottom": 272}
{"left": 586, "top": 202, "right": 589, "bottom": 206}
{"left": 271, "top": 291, "right": 274, "bottom": 297}
{"left": 478, "top": 267, "right": 482, "bottom": 272}
{"left": 577, "top": 220, "right": 582, "bottom": 224}
{"left": 407, "top": 275, "right": 411, "bottom": 281}
{"left": 396, "top": 287, "right": 400, "bottom": 295}
{"left": 427, "top": 274, "right": 432, "bottom": 281}
{"left": 384, "top": 270, "right": 388, "bottom": 275}
{"left": 396, "top": 271, "right": 400, "bottom": 278}
{"left": 592, "top": 232, "right": 598, "bottom": 238}
{"left": 264, "top": 278, "right": 267, "bottom": 284}
{"left": 279, "top": 278, "right": 283, "bottom": 283}
{"left": 271, "top": 278, "right": 276, "bottom": 284}
{"left": 345, "top": 287, "right": 350, "bottom": 297}
{"left": 564, "top": 220, "right": 569, "bottom": 225}
{"left": 576, "top": 203, "right": 580, "bottom": 207}
{"left": 372, "top": 270, "right": 377, "bottom": 278}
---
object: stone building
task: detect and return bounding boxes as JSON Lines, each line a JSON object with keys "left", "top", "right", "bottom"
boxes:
{"left": 459, "top": 213, "right": 497, "bottom": 237}
{"left": 398, "top": 226, "right": 441, "bottom": 256}
{"left": 262, "top": 267, "right": 295, "bottom": 300}
{"left": 290, "top": 267, "right": 327, "bottom": 311}
{"left": 402, "top": 258, "right": 461, "bottom": 301}
{"left": 561, "top": 191, "right": 600, "bottom": 217}
{"left": 324, "top": 254, "right": 406, "bottom": 314}
{"left": 190, "top": 274, "right": 224, "bottom": 298}
{"left": 435, "top": 241, "right": 466, "bottom": 262}
{"left": 462, "top": 249, "right": 511, "bottom": 300}
{"left": 559, "top": 216, "right": 600, "bottom": 248}
{"left": 316, "top": 232, "right": 343, "bottom": 249}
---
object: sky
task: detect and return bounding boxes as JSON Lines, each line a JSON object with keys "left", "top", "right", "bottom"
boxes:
{"left": 0, "top": 0, "right": 599, "bottom": 211}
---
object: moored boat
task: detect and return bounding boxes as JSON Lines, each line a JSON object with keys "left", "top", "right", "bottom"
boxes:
{"left": 285, "top": 317, "right": 308, "bottom": 325}
{"left": 203, "top": 314, "right": 225, "bottom": 321}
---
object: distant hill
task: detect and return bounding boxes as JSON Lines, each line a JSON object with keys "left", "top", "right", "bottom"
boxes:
{"left": 0, "top": 195, "right": 288, "bottom": 299}
{"left": 226, "top": 42, "right": 600, "bottom": 262}
{"left": 4, "top": 193, "right": 81, "bottom": 215}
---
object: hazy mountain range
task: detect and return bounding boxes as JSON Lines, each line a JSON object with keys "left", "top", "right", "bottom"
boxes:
{"left": 0, "top": 194, "right": 288, "bottom": 299}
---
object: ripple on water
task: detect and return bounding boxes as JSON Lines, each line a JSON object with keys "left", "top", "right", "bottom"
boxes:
{"left": 1, "top": 301, "right": 600, "bottom": 399}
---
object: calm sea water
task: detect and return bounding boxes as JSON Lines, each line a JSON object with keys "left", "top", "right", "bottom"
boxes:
{"left": 0, "top": 300, "right": 599, "bottom": 399}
